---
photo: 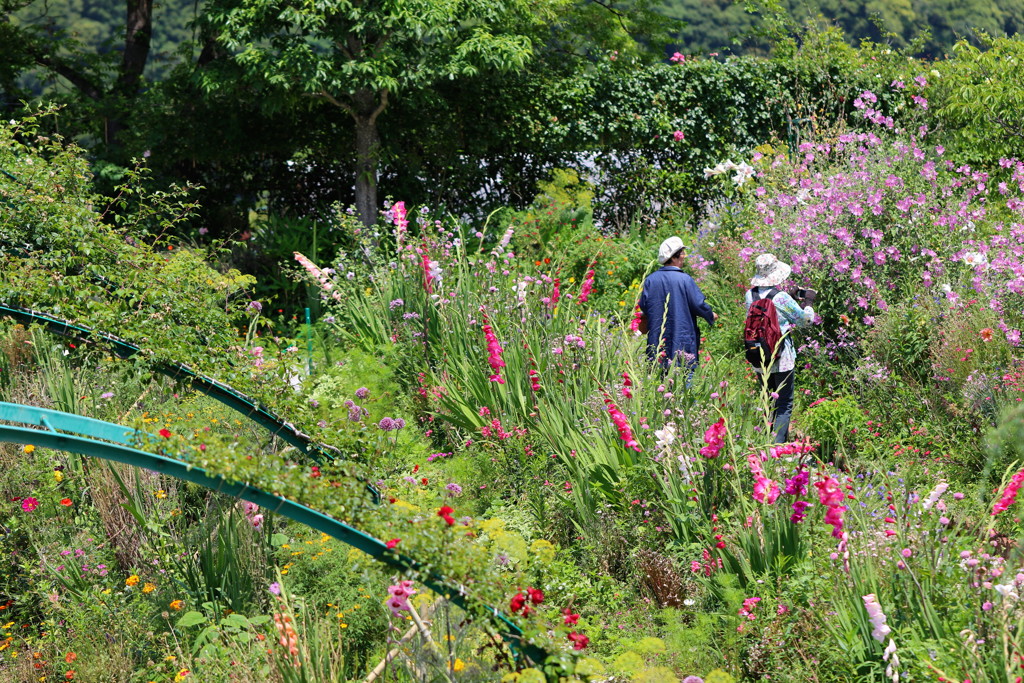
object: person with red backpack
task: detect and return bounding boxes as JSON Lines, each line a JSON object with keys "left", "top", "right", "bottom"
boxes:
{"left": 744, "top": 253, "right": 815, "bottom": 443}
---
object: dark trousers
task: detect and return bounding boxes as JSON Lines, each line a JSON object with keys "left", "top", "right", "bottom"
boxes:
{"left": 766, "top": 370, "right": 795, "bottom": 443}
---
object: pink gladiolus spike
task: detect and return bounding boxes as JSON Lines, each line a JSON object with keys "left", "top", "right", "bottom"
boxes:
{"left": 603, "top": 392, "right": 641, "bottom": 452}
{"left": 629, "top": 305, "right": 643, "bottom": 332}
{"left": 992, "top": 467, "right": 1024, "bottom": 515}
{"left": 421, "top": 252, "right": 434, "bottom": 294}
{"left": 481, "top": 315, "right": 506, "bottom": 384}
{"left": 578, "top": 269, "right": 595, "bottom": 303}
{"left": 700, "top": 418, "right": 726, "bottom": 458}
{"left": 294, "top": 252, "right": 342, "bottom": 301}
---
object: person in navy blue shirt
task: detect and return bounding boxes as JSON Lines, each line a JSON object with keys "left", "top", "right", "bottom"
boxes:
{"left": 638, "top": 236, "right": 717, "bottom": 373}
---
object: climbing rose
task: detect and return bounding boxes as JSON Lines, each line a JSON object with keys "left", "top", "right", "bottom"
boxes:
{"left": 567, "top": 632, "right": 589, "bottom": 650}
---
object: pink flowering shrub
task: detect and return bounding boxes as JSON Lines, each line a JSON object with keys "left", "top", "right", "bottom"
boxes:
{"left": 704, "top": 93, "right": 1024, "bottom": 356}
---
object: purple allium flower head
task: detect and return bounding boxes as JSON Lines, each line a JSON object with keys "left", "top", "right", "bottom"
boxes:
{"left": 378, "top": 417, "right": 397, "bottom": 431}
{"left": 249, "top": 301, "right": 263, "bottom": 313}
{"left": 389, "top": 299, "right": 404, "bottom": 310}
{"left": 355, "top": 387, "right": 369, "bottom": 399}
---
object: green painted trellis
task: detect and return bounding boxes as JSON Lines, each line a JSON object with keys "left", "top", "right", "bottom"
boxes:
{"left": 0, "top": 302, "right": 387, "bottom": 502}
{"left": 0, "top": 401, "right": 548, "bottom": 665}
{"left": 0, "top": 302, "right": 334, "bottom": 463}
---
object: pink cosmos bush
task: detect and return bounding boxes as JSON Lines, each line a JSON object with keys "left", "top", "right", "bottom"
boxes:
{"left": 704, "top": 87, "right": 1024, "bottom": 352}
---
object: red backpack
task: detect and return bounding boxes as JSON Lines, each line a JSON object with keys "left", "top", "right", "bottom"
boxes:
{"left": 743, "top": 287, "right": 783, "bottom": 369}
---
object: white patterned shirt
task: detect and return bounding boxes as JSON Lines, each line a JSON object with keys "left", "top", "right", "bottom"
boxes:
{"left": 744, "top": 287, "right": 815, "bottom": 374}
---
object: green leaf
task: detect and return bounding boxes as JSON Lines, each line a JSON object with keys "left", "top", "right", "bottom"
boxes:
{"left": 176, "top": 611, "right": 208, "bottom": 628}
{"left": 220, "top": 613, "right": 252, "bottom": 629}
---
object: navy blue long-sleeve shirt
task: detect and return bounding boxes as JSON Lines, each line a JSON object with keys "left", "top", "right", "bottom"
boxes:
{"left": 639, "top": 266, "right": 714, "bottom": 368}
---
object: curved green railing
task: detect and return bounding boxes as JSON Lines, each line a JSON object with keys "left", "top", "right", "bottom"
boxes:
{"left": 0, "top": 401, "right": 547, "bottom": 665}
{"left": 0, "top": 303, "right": 333, "bottom": 459}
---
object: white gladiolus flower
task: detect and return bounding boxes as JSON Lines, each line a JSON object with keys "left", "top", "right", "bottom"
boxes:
{"left": 654, "top": 423, "right": 676, "bottom": 450}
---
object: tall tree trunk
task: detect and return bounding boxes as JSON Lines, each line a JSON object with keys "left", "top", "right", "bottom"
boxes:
{"left": 351, "top": 87, "right": 388, "bottom": 228}
{"left": 353, "top": 113, "right": 379, "bottom": 229}
{"left": 106, "top": 0, "right": 154, "bottom": 146}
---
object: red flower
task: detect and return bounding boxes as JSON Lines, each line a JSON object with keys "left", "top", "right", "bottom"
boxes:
{"left": 158, "top": 428, "right": 172, "bottom": 438}
{"left": 385, "top": 539, "right": 400, "bottom": 549}
{"left": 509, "top": 593, "right": 526, "bottom": 613}
{"left": 59, "top": 498, "right": 72, "bottom": 507}
{"left": 437, "top": 506, "right": 455, "bottom": 526}
{"left": 567, "top": 632, "right": 589, "bottom": 650}
{"left": 421, "top": 477, "right": 428, "bottom": 485}
{"left": 562, "top": 608, "right": 580, "bottom": 625}
{"left": 527, "top": 587, "right": 544, "bottom": 605}
{"left": 310, "top": 466, "right": 321, "bottom": 478}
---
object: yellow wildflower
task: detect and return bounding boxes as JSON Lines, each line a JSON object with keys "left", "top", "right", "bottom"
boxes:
{"left": 142, "top": 583, "right": 156, "bottom": 594}
{"left": 155, "top": 490, "right": 167, "bottom": 499}
{"left": 53, "top": 470, "right": 63, "bottom": 483}
{"left": 452, "top": 658, "right": 465, "bottom": 672}
{"left": 23, "top": 445, "right": 35, "bottom": 454}
{"left": 125, "top": 575, "right": 140, "bottom": 587}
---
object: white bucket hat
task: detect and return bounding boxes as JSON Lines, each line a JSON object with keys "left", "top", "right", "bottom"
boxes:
{"left": 657, "top": 236, "right": 685, "bottom": 265}
{"left": 750, "top": 253, "right": 792, "bottom": 287}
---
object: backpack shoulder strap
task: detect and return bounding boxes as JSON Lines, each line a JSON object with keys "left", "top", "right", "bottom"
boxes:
{"left": 752, "top": 287, "right": 780, "bottom": 301}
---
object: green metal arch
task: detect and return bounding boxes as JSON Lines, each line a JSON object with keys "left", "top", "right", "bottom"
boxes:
{"left": 0, "top": 302, "right": 334, "bottom": 462}
{"left": 0, "top": 303, "right": 381, "bottom": 503}
{"left": 0, "top": 401, "right": 547, "bottom": 665}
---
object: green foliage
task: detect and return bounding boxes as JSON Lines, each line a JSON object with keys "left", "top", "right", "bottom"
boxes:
{"left": 803, "top": 396, "right": 869, "bottom": 461}
{"left": 930, "top": 35, "right": 1024, "bottom": 165}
